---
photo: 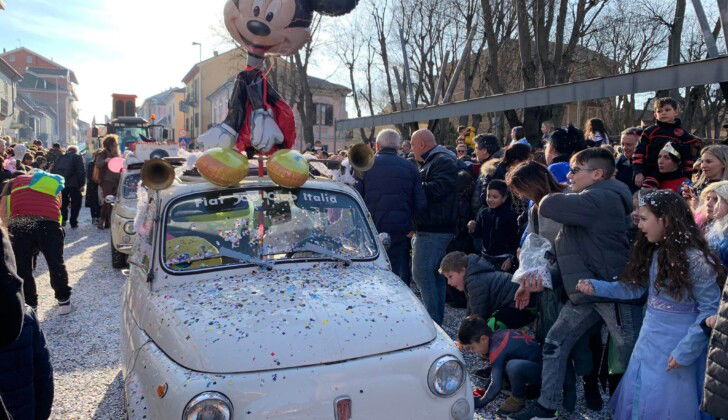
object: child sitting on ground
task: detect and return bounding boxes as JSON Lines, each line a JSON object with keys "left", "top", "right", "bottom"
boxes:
{"left": 467, "top": 179, "right": 519, "bottom": 272}
{"left": 440, "top": 251, "right": 534, "bottom": 330}
{"left": 459, "top": 315, "right": 542, "bottom": 415}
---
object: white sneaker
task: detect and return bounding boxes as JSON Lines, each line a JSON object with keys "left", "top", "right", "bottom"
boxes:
{"left": 57, "top": 300, "right": 74, "bottom": 315}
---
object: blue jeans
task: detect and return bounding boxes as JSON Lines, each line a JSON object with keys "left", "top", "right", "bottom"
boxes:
{"left": 387, "top": 236, "right": 411, "bottom": 286}
{"left": 412, "top": 231, "right": 453, "bottom": 325}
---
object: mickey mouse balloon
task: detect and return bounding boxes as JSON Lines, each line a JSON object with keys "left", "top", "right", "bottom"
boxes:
{"left": 196, "top": 0, "right": 359, "bottom": 165}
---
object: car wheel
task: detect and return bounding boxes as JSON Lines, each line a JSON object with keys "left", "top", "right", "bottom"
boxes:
{"left": 112, "top": 240, "right": 128, "bottom": 269}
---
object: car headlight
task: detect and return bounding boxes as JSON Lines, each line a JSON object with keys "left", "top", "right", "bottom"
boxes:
{"left": 123, "top": 221, "right": 135, "bottom": 235}
{"left": 183, "top": 392, "right": 233, "bottom": 420}
{"left": 427, "top": 355, "right": 465, "bottom": 397}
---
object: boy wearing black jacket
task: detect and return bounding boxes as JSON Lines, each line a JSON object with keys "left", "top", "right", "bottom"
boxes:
{"left": 467, "top": 179, "right": 519, "bottom": 272}
{"left": 440, "top": 252, "right": 534, "bottom": 330}
{"left": 634, "top": 97, "right": 701, "bottom": 188}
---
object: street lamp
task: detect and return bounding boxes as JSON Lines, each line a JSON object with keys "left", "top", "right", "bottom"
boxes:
{"left": 192, "top": 42, "right": 202, "bottom": 139}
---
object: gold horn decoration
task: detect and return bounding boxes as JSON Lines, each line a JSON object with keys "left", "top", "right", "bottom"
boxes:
{"left": 349, "top": 143, "right": 375, "bottom": 172}
{"left": 141, "top": 159, "right": 175, "bottom": 191}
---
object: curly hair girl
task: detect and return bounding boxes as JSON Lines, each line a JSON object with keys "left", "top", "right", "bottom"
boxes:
{"left": 624, "top": 189, "right": 725, "bottom": 299}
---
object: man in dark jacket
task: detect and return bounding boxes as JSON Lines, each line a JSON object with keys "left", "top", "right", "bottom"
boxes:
{"left": 356, "top": 129, "right": 426, "bottom": 285}
{"left": 440, "top": 252, "right": 533, "bottom": 329}
{"left": 52, "top": 145, "right": 86, "bottom": 228}
{"left": 615, "top": 127, "right": 641, "bottom": 193}
{"left": 45, "top": 143, "right": 63, "bottom": 170}
{"left": 512, "top": 148, "right": 643, "bottom": 420}
{"left": 0, "top": 226, "right": 24, "bottom": 420}
{"left": 410, "top": 129, "right": 460, "bottom": 324}
{"left": 0, "top": 308, "right": 53, "bottom": 420}
{"left": 0, "top": 227, "right": 23, "bottom": 348}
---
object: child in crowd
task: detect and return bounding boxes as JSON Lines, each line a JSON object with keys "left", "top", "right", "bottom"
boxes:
{"left": 577, "top": 190, "right": 723, "bottom": 419}
{"left": 703, "top": 181, "right": 728, "bottom": 269}
{"left": 584, "top": 118, "right": 609, "bottom": 147}
{"left": 440, "top": 251, "right": 533, "bottom": 330}
{"left": 467, "top": 180, "right": 519, "bottom": 271}
{"left": 459, "top": 315, "right": 542, "bottom": 415}
{"left": 634, "top": 97, "right": 700, "bottom": 188}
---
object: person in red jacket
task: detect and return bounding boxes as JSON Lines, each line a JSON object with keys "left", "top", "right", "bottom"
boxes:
{"left": 634, "top": 97, "right": 701, "bottom": 188}
{"left": 643, "top": 142, "right": 690, "bottom": 192}
{"left": 2, "top": 171, "right": 72, "bottom": 314}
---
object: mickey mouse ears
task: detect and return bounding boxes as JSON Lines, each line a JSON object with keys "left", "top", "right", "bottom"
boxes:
{"left": 309, "top": 0, "right": 359, "bottom": 16}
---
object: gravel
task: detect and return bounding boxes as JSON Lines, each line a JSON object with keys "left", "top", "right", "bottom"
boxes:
{"left": 34, "top": 211, "right": 608, "bottom": 419}
{"left": 33, "top": 212, "right": 126, "bottom": 419}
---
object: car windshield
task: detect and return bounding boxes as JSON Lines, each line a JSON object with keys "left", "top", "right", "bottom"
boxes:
{"left": 122, "top": 174, "right": 140, "bottom": 200}
{"left": 163, "top": 187, "right": 378, "bottom": 272}
{"left": 117, "top": 127, "right": 147, "bottom": 150}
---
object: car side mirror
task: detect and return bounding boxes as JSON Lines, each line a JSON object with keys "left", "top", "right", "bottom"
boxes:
{"left": 162, "top": 129, "right": 170, "bottom": 140}
{"left": 378, "top": 232, "right": 391, "bottom": 250}
{"left": 91, "top": 127, "right": 99, "bottom": 138}
{"left": 105, "top": 195, "right": 117, "bottom": 205}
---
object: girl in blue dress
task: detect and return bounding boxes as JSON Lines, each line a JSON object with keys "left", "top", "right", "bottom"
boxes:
{"left": 577, "top": 190, "right": 725, "bottom": 420}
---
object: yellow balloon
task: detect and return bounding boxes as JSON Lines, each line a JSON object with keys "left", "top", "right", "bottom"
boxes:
{"left": 267, "top": 149, "right": 309, "bottom": 189}
{"left": 195, "top": 147, "right": 249, "bottom": 187}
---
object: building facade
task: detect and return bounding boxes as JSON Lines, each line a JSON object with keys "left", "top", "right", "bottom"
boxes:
{"left": 181, "top": 49, "right": 247, "bottom": 139}
{"left": 0, "top": 47, "right": 79, "bottom": 145}
{"left": 0, "top": 56, "right": 22, "bottom": 137}
{"left": 206, "top": 73, "right": 349, "bottom": 152}
{"left": 137, "top": 87, "right": 186, "bottom": 140}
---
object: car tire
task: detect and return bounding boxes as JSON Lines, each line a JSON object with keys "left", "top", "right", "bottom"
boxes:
{"left": 112, "top": 240, "right": 128, "bottom": 269}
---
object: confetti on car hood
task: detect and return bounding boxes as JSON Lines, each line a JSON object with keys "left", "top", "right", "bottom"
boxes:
{"left": 140, "top": 265, "right": 437, "bottom": 373}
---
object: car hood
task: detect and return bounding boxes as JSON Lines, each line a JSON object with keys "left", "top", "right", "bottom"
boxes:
{"left": 141, "top": 265, "right": 437, "bottom": 373}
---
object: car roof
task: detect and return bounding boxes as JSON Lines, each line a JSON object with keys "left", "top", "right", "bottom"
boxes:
{"left": 156, "top": 176, "right": 357, "bottom": 203}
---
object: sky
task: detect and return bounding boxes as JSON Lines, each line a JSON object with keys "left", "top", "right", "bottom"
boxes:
{"left": 0, "top": 0, "right": 345, "bottom": 123}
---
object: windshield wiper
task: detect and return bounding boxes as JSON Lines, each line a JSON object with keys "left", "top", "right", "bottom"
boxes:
{"left": 285, "top": 243, "right": 352, "bottom": 266}
{"left": 169, "top": 247, "right": 274, "bottom": 271}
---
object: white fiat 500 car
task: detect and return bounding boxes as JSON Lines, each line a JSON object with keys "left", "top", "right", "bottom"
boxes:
{"left": 121, "top": 172, "right": 473, "bottom": 420}
{"left": 109, "top": 167, "right": 141, "bottom": 268}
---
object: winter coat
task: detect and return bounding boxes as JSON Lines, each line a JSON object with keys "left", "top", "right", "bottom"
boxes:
{"left": 52, "top": 150, "right": 86, "bottom": 189}
{"left": 85, "top": 160, "right": 99, "bottom": 209}
{"left": 539, "top": 179, "right": 634, "bottom": 305}
{"left": 615, "top": 154, "right": 638, "bottom": 193}
{"left": 464, "top": 254, "right": 520, "bottom": 319}
{"left": 45, "top": 148, "right": 62, "bottom": 169}
{"left": 355, "top": 148, "right": 426, "bottom": 240}
{"left": 95, "top": 150, "right": 121, "bottom": 195}
{"left": 633, "top": 119, "right": 700, "bottom": 180}
{"left": 704, "top": 275, "right": 728, "bottom": 417}
{"left": 0, "top": 227, "right": 23, "bottom": 347}
{"left": 0, "top": 308, "right": 53, "bottom": 420}
{"left": 471, "top": 203, "right": 519, "bottom": 260}
{"left": 415, "top": 145, "right": 460, "bottom": 233}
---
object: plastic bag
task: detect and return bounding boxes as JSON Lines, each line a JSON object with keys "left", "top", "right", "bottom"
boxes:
{"left": 513, "top": 233, "right": 553, "bottom": 289}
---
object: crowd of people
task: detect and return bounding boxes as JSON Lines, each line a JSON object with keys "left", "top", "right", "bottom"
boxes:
{"left": 2, "top": 95, "right": 728, "bottom": 418}
{"left": 353, "top": 97, "right": 728, "bottom": 419}
{"left": 0, "top": 134, "right": 125, "bottom": 419}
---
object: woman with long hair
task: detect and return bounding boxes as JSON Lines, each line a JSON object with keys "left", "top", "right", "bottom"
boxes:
{"left": 702, "top": 181, "right": 728, "bottom": 269}
{"left": 688, "top": 145, "right": 728, "bottom": 213}
{"left": 584, "top": 118, "right": 609, "bottom": 147}
{"left": 578, "top": 190, "right": 724, "bottom": 419}
{"left": 94, "top": 135, "right": 121, "bottom": 229}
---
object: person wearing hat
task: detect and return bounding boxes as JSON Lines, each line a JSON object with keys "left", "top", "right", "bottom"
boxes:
{"left": 643, "top": 142, "right": 690, "bottom": 192}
